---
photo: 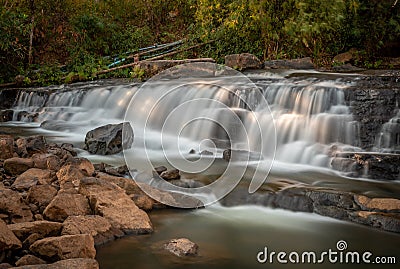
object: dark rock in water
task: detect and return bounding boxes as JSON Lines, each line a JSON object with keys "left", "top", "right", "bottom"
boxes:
{"left": 164, "top": 238, "right": 198, "bottom": 257}
{"left": 16, "top": 111, "right": 38, "bottom": 122}
{"left": 349, "top": 211, "right": 400, "bottom": 233}
{"left": 200, "top": 150, "right": 213, "bottom": 156}
{"left": 169, "top": 179, "right": 204, "bottom": 188}
{"left": 331, "top": 152, "right": 400, "bottom": 180}
{"left": 225, "top": 53, "right": 263, "bottom": 70}
{"left": 160, "top": 169, "right": 180, "bottom": 180}
{"left": 188, "top": 149, "right": 196, "bottom": 154}
{"left": 84, "top": 122, "right": 134, "bottom": 155}
{"left": 222, "top": 149, "right": 264, "bottom": 162}
{"left": 264, "top": 57, "right": 314, "bottom": 69}
{"left": 104, "top": 165, "right": 129, "bottom": 177}
{"left": 0, "top": 110, "right": 13, "bottom": 122}
{"left": 154, "top": 166, "right": 167, "bottom": 175}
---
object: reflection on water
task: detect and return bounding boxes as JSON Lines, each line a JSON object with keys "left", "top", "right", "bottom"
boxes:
{"left": 97, "top": 206, "right": 400, "bottom": 269}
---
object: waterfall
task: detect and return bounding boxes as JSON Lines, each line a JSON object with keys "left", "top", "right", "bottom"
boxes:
{"left": 10, "top": 75, "right": 359, "bottom": 168}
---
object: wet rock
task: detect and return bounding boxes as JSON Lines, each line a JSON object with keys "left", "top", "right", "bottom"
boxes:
{"left": 200, "top": 150, "right": 213, "bottom": 156}
{"left": 222, "top": 149, "right": 264, "bottom": 162}
{"left": 3, "top": 158, "right": 34, "bottom": 176}
{"left": 16, "top": 111, "right": 38, "bottom": 122}
{"left": 84, "top": 122, "right": 134, "bottom": 155}
{"left": 264, "top": 57, "right": 314, "bottom": 69}
{"left": 160, "top": 169, "right": 180, "bottom": 180}
{"left": 137, "top": 183, "right": 204, "bottom": 209}
{"left": 30, "top": 234, "right": 96, "bottom": 261}
{"left": 0, "top": 136, "right": 14, "bottom": 160}
{"left": 0, "top": 89, "right": 19, "bottom": 110}
{"left": 154, "top": 166, "right": 167, "bottom": 175}
{"left": 0, "top": 189, "right": 33, "bottom": 223}
{"left": 169, "top": 179, "right": 204, "bottom": 189}
{"left": 12, "top": 258, "right": 99, "bottom": 269}
{"left": 354, "top": 195, "right": 400, "bottom": 212}
{"left": 0, "top": 110, "right": 13, "bottom": 123}
{"left": 104, "top": 165, "right": 129, "bottom": 177}
{"left": 12, "top": 169, "right": 55, "bottom": 191}
{"left": 225, "top": 53, "right": 262, "bottom": 70}
{"left": 0, "top": 219, "right": 22, "bottom": 252}
{"left": 8, "top": 221, "right": 62, "bottom": 241}
{"left": 32, "top": 154, "right": 61, "bottom": 171}
{"left": 43, "top": 191, "right": 91, "bottom": 222}
{"left": 164, "top": 238, "right": 198, "bottom": 257}
{"left": 349, "top": 211, "right": 400, "bottom": 233}
{"left": 79, "top": 177, "right": 153, "bottom": 234}
{"left": 62, "top": 215, "right": 119, "bottom": 246}
{"left": 27, "top": 185, "right": 58, "bottom": 212}
{"left": 15, "top": 255, "right": 46, "bottom": 267}
{"left": 331, "top": 152, "right": 400, "bottom": 180}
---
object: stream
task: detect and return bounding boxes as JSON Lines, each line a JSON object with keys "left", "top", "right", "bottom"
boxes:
{"left": 1, "top": 66, "right": 399, "bottom": 268}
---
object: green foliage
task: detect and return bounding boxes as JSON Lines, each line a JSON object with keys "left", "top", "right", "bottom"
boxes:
{"left": 0, "top": 0, "right": 399, "bottom": 84}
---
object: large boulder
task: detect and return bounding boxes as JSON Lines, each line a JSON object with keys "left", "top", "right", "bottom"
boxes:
{"left": 3, "top": 158, "right": 34, "bottom": 176}
{"left": 164, "top": 238, "right": 198, "bottom": 257}
{"left": 43, "top": 191, "right": 92, "bottom": 222}
{"left": 62, "top": 215, "right": 119, "bottom": 246}
{"left": 12, "top": 169, "right": 55, "bottom": 191}
{"left": 30, "top": 234, "right": 96, "bottom": 261}
{"left": 7, "top": 221, "right": 62, "bottom": 241}
{"left": 225, "top": 53, "right": 262, "bottom": 70}
{"left": 0, "top": 135, "right": 14, "bottom": 160}
{"left": 84, "top": 122, "right": 134, "bottom": 155}
{"left": 79, "top": 177, "right": 153, "bottom": 234}
{"left": 0, "top": 189, "right": 33, "bottom": 223}
{"left": 0, "top": 219, "right": 22, "bottom": 252}
{"left": 12, "top": 258, "right": 99, "bottom": 269}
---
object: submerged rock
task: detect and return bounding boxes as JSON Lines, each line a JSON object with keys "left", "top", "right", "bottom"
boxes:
{"left": 164, "top": 238, "right": 198, "bottom": 257}
{"left": 84, "top": 122, "right": 134, "bottom": 155}
{"left": 12, "top": 258, "right": 99, "bottom": 269}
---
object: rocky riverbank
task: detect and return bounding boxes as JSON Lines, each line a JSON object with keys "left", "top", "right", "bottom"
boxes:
{"left": 0, "top": 135, "right": 202, "bottom": 268}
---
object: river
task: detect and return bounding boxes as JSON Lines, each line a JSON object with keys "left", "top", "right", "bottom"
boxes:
{"left": 1, "top": 65, "right": 399, "bottom": 268}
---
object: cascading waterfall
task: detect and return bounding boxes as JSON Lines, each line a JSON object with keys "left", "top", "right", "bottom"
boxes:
{"left": 10, "top": 76, "right": 359, "bottom": 168}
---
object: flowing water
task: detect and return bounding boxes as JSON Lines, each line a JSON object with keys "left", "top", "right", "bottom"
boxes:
{"left": 1, "top": 70, "right": 399, "bottom": 268}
